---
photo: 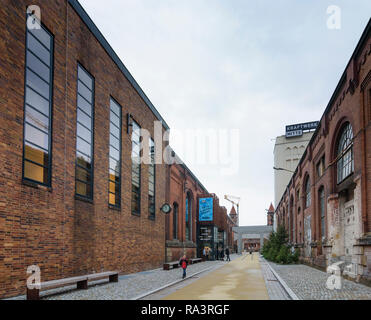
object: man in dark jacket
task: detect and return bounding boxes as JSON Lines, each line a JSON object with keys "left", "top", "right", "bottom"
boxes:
{"left": 225, "top": 247, "right": 231, "bottom": 262}
{"left": 179, "top": 255, "right": 188, "bottom": 279}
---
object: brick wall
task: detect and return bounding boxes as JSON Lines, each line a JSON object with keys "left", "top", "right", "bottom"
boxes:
{"left": 0, "top": 1, "right": 168, "bottom": 298}
{"left": 275, "top": 19, "right": 371, "bottom": 281}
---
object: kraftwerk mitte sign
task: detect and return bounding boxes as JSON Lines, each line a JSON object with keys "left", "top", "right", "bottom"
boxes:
{"left": 286, "top": 121, "right": 319, "bottom": 138}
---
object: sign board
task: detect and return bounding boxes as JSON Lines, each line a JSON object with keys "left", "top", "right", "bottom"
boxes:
{"left": 199, "top": 226, "right": 212, "bottom": 241}
{"left": 285, "top": 121, "right": 319, "bottom": 138}
{"left": 199, "top": 198, "right": 213, "bottom": 222}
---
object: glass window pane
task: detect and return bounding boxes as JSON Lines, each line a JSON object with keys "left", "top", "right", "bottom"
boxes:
{"left": 24, "top": 160, "right": 48, "bottom": 184}
{"left": 110, "top": 158, "right": 120, "bottom": 172}
{"left": 26, "top": 69, "right": 50, "bottom": 100}
{"left": 78, "top": 81, "right": 92, "bottom": 103}
{"left": 77, "top": 109, "right": 92, "bottom": 130}
{"left": 76, "top": 166, "right": 91, "bottom": 183}
{"left": 27, "top": 51, "right": 50, "bottom": 83}
{"left": 26, "top": 87, "right": 49, "bottom": 116}
{"left": 110, "top": 111, "right": 120, "bottom": 128}
{"left": 25, "top": 123, "right": 48, "bottom": 150}
{"left": 29, "top": 28, "right": 51, "bottom": 50}
{"left": 109, "top": 193, "right": 116, "bottom": 206}
{"left": 109, "top": 170, "right": 119, "bottom": 182}
{"left": 110, "top": 134, "right": 120, "bottom": 150}
{"left": 110, "top": 124, "right": 120, "bottom": 139}
{"left": 25, "top": 106, "right": 49, "bottom": 132}
{"left": 132, "top": 142, "right": 140, "bottom": 156}
{"left": 77, "top": 123, "right": 91, "bottom": 144}
{"left": 77, "top": 152, "right": 91, "bottom": 170}
{"left": 76, "top": 181, "right": 91, "bottom": 197}
{"left": 24, "top": 143, "right": 48, "bottom": 166}
{"left": 109, "top": 146, "right": 120, "bottom": 161}
{"left": 110, "top": 101, "right": 120, "bottom": 117}
{"left": 77, "top": 137, "right": 91, "bottom": 158}
{"left": 78, "top": 66, "right": 93, "bottom": 89}
{"left": 109, "top": 181, "right": 116, "bottom": 193}
{"left": 27, "top": 33, "right": 50, "bottom": 65}
{"left": 77, "top": 95, "right": 92, "bottom": 117}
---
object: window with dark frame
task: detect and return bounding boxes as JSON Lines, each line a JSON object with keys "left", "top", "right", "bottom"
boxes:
{"left": 108, "top": 98, "right": 122, "bottom": 208}
{"left": 319, "top": 187, "right": 325, "bottom": 239}
{"left": 131, "top": 120, "right": 141, "bottom": 215}
{"left": 337, "top": 122, "right": 354, "bottom": 184}
{"left": 305, "top": 177, "right": 311, "bottom": 208}
{"left": 23, "top": 17, "right": 54, "bottom": 186}
{"left": 173, "top": 202, "right": 178, "bottom": 240}
{"left": 316, "top": 156, "right": 325, "bottom": 178}
{"left": 185, "top": 193, "right": 193, "bottom": 241}
{"left": 75, "top": 64, "right": 94, "bottom": 199}
{"left": 148, "top": 138, "right": 156, "bottom": 218}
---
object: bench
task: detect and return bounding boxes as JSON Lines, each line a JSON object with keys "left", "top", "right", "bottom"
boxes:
{"left": 190, "top": 258, "right": 202, "bottom": 264}
{"left": 163, "top": 261, "right": 180, "bottom": 270}
{"left": 26, "top": 271, "right": 119, "bottom": 300}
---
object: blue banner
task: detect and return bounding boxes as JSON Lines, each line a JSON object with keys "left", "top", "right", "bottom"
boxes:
{"left": 199, "top": 198, "right": 213, "bottom": 221}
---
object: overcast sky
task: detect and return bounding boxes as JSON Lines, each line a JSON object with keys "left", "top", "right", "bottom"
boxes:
{"left": 79, "top": 0, "right": 371, "bottom": 226}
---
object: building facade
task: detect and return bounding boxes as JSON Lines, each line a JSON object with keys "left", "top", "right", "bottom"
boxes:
{"left": 0, "top": 0, "right": 170, "bottom": 298}
{"left": 274, "top": 131, "right": 314, "bottom": 208}
{"left": 165, "top": 153, "right": 208, "bottom": 262}
{"left": 275, "top": 19, "right": 371, "bottom": 284}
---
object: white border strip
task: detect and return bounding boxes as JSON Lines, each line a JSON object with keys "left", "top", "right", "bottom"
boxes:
{"left": 265, "top": 260, "right": 300, "bottom": 300}
{"left": 130, "top": 266, "right": 215, "bottom": 300}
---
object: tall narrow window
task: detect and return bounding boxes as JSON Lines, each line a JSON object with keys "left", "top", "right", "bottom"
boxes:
{"left": 108, "top": 99, "right": 122, "bottom": 207}
{"left": 305, "top": 177, "right": 311, "bottom": 208}
{"left": 173, "top": 202, "right": 178, "bottom": 240}
{"left": 319, "top": 187, "right": 326, "bottom": 239}
{"left": 75, "top": 65, "right": 94, "bottom": 199}
{"left": 148, "top": 138, "right": 156, "bottom": 218}
{"left": 185, "top": 193, "right": 192, "bottom": 241}
{"left": 131, "top": 121, "right": 141, "bottom": 215}
{"left": 23, "top": 18, "right": 54, "bottom": 186}
{"left": 337, "top": 122, "right": 354, "bottom": 184}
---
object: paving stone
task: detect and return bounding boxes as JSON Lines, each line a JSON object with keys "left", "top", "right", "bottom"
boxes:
{"left": 266, "top": 261, "right": 371, "bottom": 300}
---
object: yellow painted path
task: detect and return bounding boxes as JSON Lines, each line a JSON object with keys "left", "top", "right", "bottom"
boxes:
{"left": 163, "top": 253, "right": 269, "bottom": 300}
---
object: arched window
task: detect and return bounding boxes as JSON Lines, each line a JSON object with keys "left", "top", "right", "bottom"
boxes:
{"left": 305, "top": 177, "right": 311, "bottom": 208}
{"left": 173, "top": 202, "right": 178, "bottom": 240}
{"left": 319, "top": 187, "right": 326, "bottom": 239}
{"left": 185, "top": 193, "right": 192, "bottom": 241}
{"left": 337, "top": 122, "right": 354, "bottom": 183}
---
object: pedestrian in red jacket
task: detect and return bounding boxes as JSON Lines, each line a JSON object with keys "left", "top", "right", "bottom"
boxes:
{"left": 179, "top": 255, "right": 188, "bottom": 279}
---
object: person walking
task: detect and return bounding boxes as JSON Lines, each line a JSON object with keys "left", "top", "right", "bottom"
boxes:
{"left": 225, "top": 247, "right": 231, "bottom": 262}
{"left": 179, "top": 255, "right": 188, "bottom": 279}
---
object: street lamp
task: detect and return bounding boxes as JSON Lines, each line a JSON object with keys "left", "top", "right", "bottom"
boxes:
{"left": 273, "top": 167, "right": 295, "bottom": 173}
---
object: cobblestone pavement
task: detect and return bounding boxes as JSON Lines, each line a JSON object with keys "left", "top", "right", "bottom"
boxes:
{"left": 267, "top": 261, "right": 371, "bottom": 300}
{"left": 7, "top": 255, "right": 238, "bottom": 300}
{"left": 259, "top": 257, "right": 291, "bottom": 300}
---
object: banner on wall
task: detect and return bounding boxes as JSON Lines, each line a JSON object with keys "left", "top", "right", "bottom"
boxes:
{"left": 199, "top": 198, "right": 213, "bottom": 222}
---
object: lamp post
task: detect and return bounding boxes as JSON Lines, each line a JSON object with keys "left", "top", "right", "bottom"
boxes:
{"left": 273, "top": 167, "right": 295, "bottom": 173}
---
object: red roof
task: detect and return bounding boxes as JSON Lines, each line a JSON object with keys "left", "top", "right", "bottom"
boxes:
{"left": 268, "top": 203, "right": 275, "bottom": 213}
{"left": 230, "top": 206, "right": 237, "bottom": 215}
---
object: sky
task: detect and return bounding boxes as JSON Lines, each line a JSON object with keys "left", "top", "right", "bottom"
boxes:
{"left": 79, "top": 0, "right": 371, "bottom": 226}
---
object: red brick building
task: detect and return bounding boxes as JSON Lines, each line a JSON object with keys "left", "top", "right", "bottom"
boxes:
{"left": 165, "top": 151, "right": 236, "bottom": 261}
{"left": 165, "top": 152, "right": 208, "bottom": 262}
{"left": 0, "top": 0, "right": 170, "bottom": 298}
{"left": 275, "top": 19, "right": 371, "bottom": 283}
